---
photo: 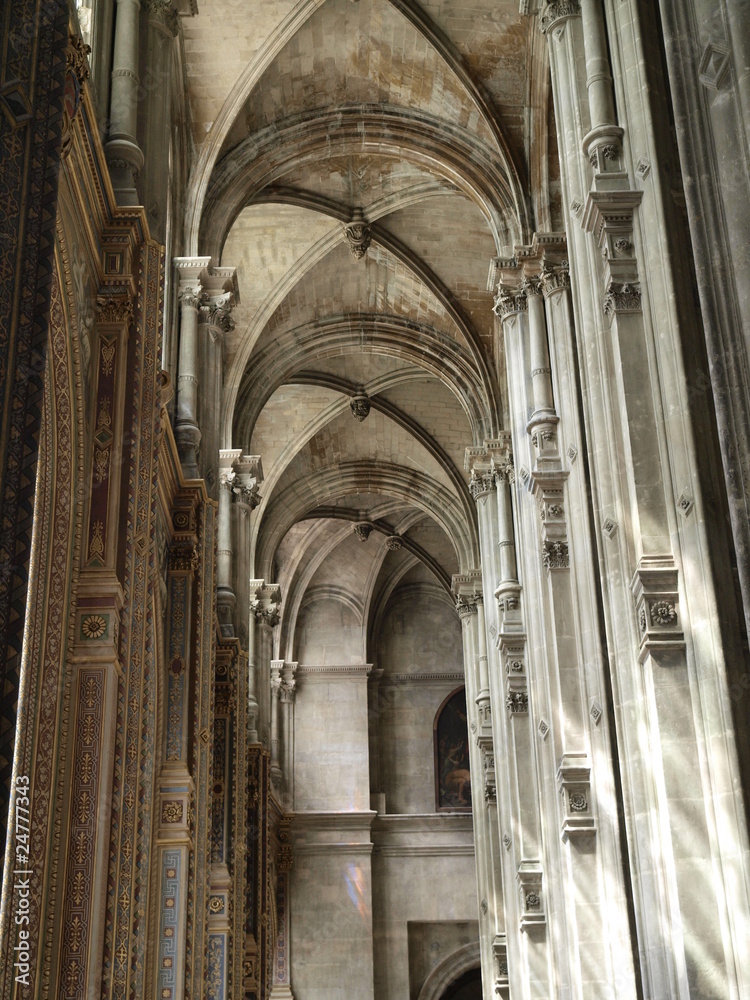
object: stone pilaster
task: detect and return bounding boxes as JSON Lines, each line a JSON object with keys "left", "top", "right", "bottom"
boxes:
{"left": 152, "top": 488, "right": 201, "bottom": 1000}
{"left": 524, "top": 0, "right": 750, "bottom": 993}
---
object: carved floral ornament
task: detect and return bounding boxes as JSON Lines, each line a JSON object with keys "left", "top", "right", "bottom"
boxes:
{"left": 603, "top": 281, "right": 642, "bottom": 317}
{"left": 353, "top": 521, "right": 373, "bottom": 542}
{"left": 251, "top": 600, "right": 280, "bottom": 628}
{"left": 142, "top": 0, "right": 180, "bottom": 35}
{"left": 455, "top": 596, "right": 478, "bottom": 620}
{"left": 542, "top": 540, "right": 569, "bottom": 569}
{"left": 493, "top": 285, "right": 527, "bottom": 317}
{"left": 96, "top": 292, "right": 134, "bottom": 326}
{"left": 539, "top": 0, "right": 581, "bottom": 35}
{"left": 350, "top": 393, "right": 371, "bottom": 421}
{"left": 61, "top": 32, "right": 90, "bottom": 158}
{"left": 468, "top": 469, "right": 496, "bottom": 500}
{"left": 344, "top": 209, "right": 372, "bottom": 259}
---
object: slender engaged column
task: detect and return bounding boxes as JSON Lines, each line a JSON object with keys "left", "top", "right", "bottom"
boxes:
{"left": 218, "top": 450, "right": 242, "bottom": 636}
{"left": 280, "top": 665, "right": 296, "bottom": 801}
{"left": 270, "top": 661, "right": 283, "bottom": 787}
{"left": 176, "top": 287, "right": 202, "bottom": 477}
{"left": 475, "top": 597, "right": 491, "bottom": 731}
{"left": 454, "top": 576, "right": 504, "bottom": 999}
{"left": 580, "top": 0, "right": 617, "bottom": 132}
{"left": 247, "top": 584, "right": 262, "bottom": 743}
{"left": 105, "top": 0, "right": 144, "bottom": 203}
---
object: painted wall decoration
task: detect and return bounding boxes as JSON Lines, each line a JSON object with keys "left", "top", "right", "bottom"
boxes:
{"left": 434, "top": 688, "right": 471, "bottom": 812}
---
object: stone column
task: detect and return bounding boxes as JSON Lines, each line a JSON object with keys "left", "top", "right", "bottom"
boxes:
{"left": 138, "top": 0, "right": 178, "bottom": 242}
{"left": 173, "top": 261, "right": 208, "bottom": 478}
{"left": 171, "top": 258, "right": 239, "bottom": 482}
{"left": 153, "top": 498, "right": 199, "bottom": 1000}
{"left": 249, "top": 584, "right": 282, "bottom": 748}
{"left": 280, "top": 664, "right": 297, "bottom": 802}
{"left": 247, "top": 584, "right": 262, "bottom": 743}
{"left": 270, "top": 660, "right": 284, "bottom": 788}
{"left": 474, "top": 596, "right": 491, "bottom": 732}
{"left": 453, "top": 574, "right": 505, "bottom": 1000}
{"left": 217, "top": 450, "right": 242, "bottom": 636}
{"left": 467, "top": 446, "right": 552, "bottom": 999}
{"left": 198, "top": 268, "right": 239, "bottom": 494}
{"left": 105, "top": 0, "right": 144, "bottom": 204}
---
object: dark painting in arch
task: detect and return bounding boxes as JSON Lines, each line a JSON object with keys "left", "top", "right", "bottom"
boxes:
{"left": 434, "top": 687, "right": 471, "bottom": 811}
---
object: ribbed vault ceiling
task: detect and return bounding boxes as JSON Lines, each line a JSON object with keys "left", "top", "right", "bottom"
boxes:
{"left": 186, "top": 0, "right": 554, "bottom": 662}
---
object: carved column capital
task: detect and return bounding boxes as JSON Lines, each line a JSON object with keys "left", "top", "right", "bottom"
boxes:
{"left": 142, "top": 0, "right": 179, "bottom": 35}
{"left": 539, "top": 0, "right": 581, "bottom": 34}
{"left": 493, "top": 285, "right": 527, "bottom": 318}
{"left": 468, "top": 469, "right": 496, "bottom": 501}
{"left": 455, "top": 596, "right": 478, "bottom": 621}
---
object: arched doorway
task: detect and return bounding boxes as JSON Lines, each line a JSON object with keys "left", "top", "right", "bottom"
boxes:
{"left": 439, "top": 968, "right": 482, "bottom": 1000}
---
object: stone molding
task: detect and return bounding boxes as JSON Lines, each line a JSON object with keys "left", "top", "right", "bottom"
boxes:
{"left": 295, "top": 663, "right": 372, "bottom": 679}
{"left": 415, "top": 942, "right": 481, "bottom": 1000}
{"left": 381, "top": 672, "right": 465, "bottom": 686}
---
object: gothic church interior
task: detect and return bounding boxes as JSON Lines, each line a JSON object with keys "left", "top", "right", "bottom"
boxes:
{"left": 1, "top": 1, "right": 750, "bottom": 998}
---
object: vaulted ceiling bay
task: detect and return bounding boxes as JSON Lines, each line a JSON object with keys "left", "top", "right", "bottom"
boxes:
{"left": 184, "top": 2, "right": 551, "bottom": 996}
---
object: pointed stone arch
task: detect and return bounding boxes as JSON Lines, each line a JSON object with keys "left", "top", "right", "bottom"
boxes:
{"left": 416, "top": 941, "right": 482, "bottom": 1000}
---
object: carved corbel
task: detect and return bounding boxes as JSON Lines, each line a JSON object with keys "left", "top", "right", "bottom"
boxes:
{"left": 556, "top": 754, "right": 595, "bottom": 841}
{"left": 631, "top": 557, "right": 685, "bottom": 662}
{"left": 516, "top": 862, "right": 545, "bottom": 930}
{"left": 344, "top": 208, "right": 371, "bottom": 259}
